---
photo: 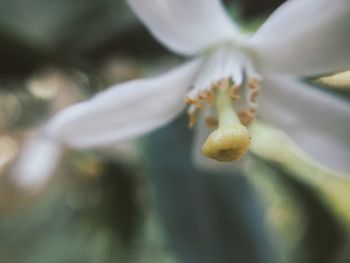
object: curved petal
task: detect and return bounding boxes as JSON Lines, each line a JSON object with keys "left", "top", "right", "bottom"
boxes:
{"left": 127, "top": 0, "right": 239, "bottom": 56}
{"left": 258, "top": 74, "right": 350, "bottom": 173}
{"left": 45, "top": 59, "right": 201, "bottom": 149}
{"left": 247, "top": 0, "right": 350, "bottom": 76}
{"left": 12, "top": 136, "right": 62, "bottom": 189}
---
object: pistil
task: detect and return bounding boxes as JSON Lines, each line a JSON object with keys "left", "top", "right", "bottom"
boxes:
{"left": 201, "top": 88, "right": 250, "bottom": 162}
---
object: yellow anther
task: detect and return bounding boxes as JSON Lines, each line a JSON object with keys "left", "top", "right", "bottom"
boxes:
{"left": 205, "top": 117, "right": 218, "bottom": 128}
{"left": 250, "top": 90, "right": 259, "bottom": 103}
{"left": 188, "top": 112, "right": 197, "bottom": 128}
{"left": 205, "top": 90, "right": 215, "bottom": 104}
{"left": 201, "top": 87, "right": 250, "bottom": 162}
{"left": 230, "top": 85, "right": 240, "bottom": 100}
{"left": 238, "top": 108, "right": 256, "bottom": 126}
{"left": 248, "top": 78, "right": 258, "bottom": 89}
{"left": 185, "top": 97, "right": 193, "bottom": 105}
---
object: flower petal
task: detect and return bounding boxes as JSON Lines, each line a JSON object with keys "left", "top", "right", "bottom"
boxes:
{"left": 127, "top": 0, "right": 239, "bottom": 55}
{"left": 247, "top": 0, "right": 350, "bottom": 76}
{"left": 46, "top": 59, "right": 201, "bottom": 148}
{"left": 258, "top": 74, "right": 350, "bottom": 173}
{"left": 12, "top": 136, "right": 62, "bottom": 189}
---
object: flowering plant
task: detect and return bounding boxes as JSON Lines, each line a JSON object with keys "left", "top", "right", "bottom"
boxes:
{"left": 14, "top": 0, "right": 350, "bottom": 185}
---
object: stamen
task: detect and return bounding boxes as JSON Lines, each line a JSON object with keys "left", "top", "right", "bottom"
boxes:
{"left": 185, "top": 97, "right": 195, "bottom": 105}
{"left": 201, "top": 87, "right": 250, "bottom": 162}
{"left": 205, "top": 117, "right": 218, "bottom": 128}
{"left": 248, "top": 78, "right": 258, "bottom": 89}
{"left": 187, "top": 105, "right": 197, "bottom": 128}
{"left": 189, "top": 115, "right": 196, "bottom": 128}
{"left": 198, "top": 91, "right": 208, "bottom": 99}
{"left": 205, "top": 90, "right": 215, "bottom": 105}
{"left": 238, "top": 108, "right": 256, "bottom": 126}
{"left": 230, "top": 84, "right": 240, "bottom": 100}
{"left": 194, "top": 101, "right": 204, "bottom": 110}
{"left": 250, "top": 89, "right": 259, "bottom": 103}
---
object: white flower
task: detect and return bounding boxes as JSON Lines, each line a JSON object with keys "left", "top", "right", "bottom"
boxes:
{"left": 17, "top": 0, "right": 350, "bottom": 175}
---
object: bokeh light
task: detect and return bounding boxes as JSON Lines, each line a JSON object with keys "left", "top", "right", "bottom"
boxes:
{"left": 0, "top": 136, "right": 18, "bottom": 174}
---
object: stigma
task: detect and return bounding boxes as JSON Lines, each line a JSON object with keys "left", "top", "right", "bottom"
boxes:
{"left": 201, "top": 123, "right": 250, "bottom": 162}
{"left": 201, "top": 87, "right": 250, "bottom": 162}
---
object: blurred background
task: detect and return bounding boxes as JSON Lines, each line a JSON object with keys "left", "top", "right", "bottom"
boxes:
{"left": 1, "top": 0, "right": 350, "bottom": 262}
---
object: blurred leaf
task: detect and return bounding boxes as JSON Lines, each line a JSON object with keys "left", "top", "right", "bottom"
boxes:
{"left": 0, "top": 155, "right": 177, "bottom": 263}
{"left": 0, "top": 0, "right": 135, "bottom": 51}
{"left": 249, "top": 122, "right": 350, "bottom": 262}
{"left": 0, "top": 0, "right": 143, "bottom": 80}
{"left": 247, "top": 158, "right": 348, "bottom": 263}
{"left": 250, "top": 122, "right": 350, "bottom": 230}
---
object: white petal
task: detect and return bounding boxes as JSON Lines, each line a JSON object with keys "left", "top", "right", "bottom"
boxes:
{"left": 12, "top": 136, "right": 62, "bottom": 189}
{"left": 188, "top": 48, "right": 245, "bottom": 99}
{"left": 247, "top": 0, "right": 350, "bottom": 76}
{"left": 258, "top": 74, "right": 350, "bottom": 173}
{"left": 46, "top": 59, "right": 201, "bottom": 148}
{"left": 127, "top": 0, "right": 239, "bottom": 55}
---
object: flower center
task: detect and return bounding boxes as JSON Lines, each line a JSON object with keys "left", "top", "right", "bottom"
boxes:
{"left": 185, "top": 49, "right": 261, "bottom": 162}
